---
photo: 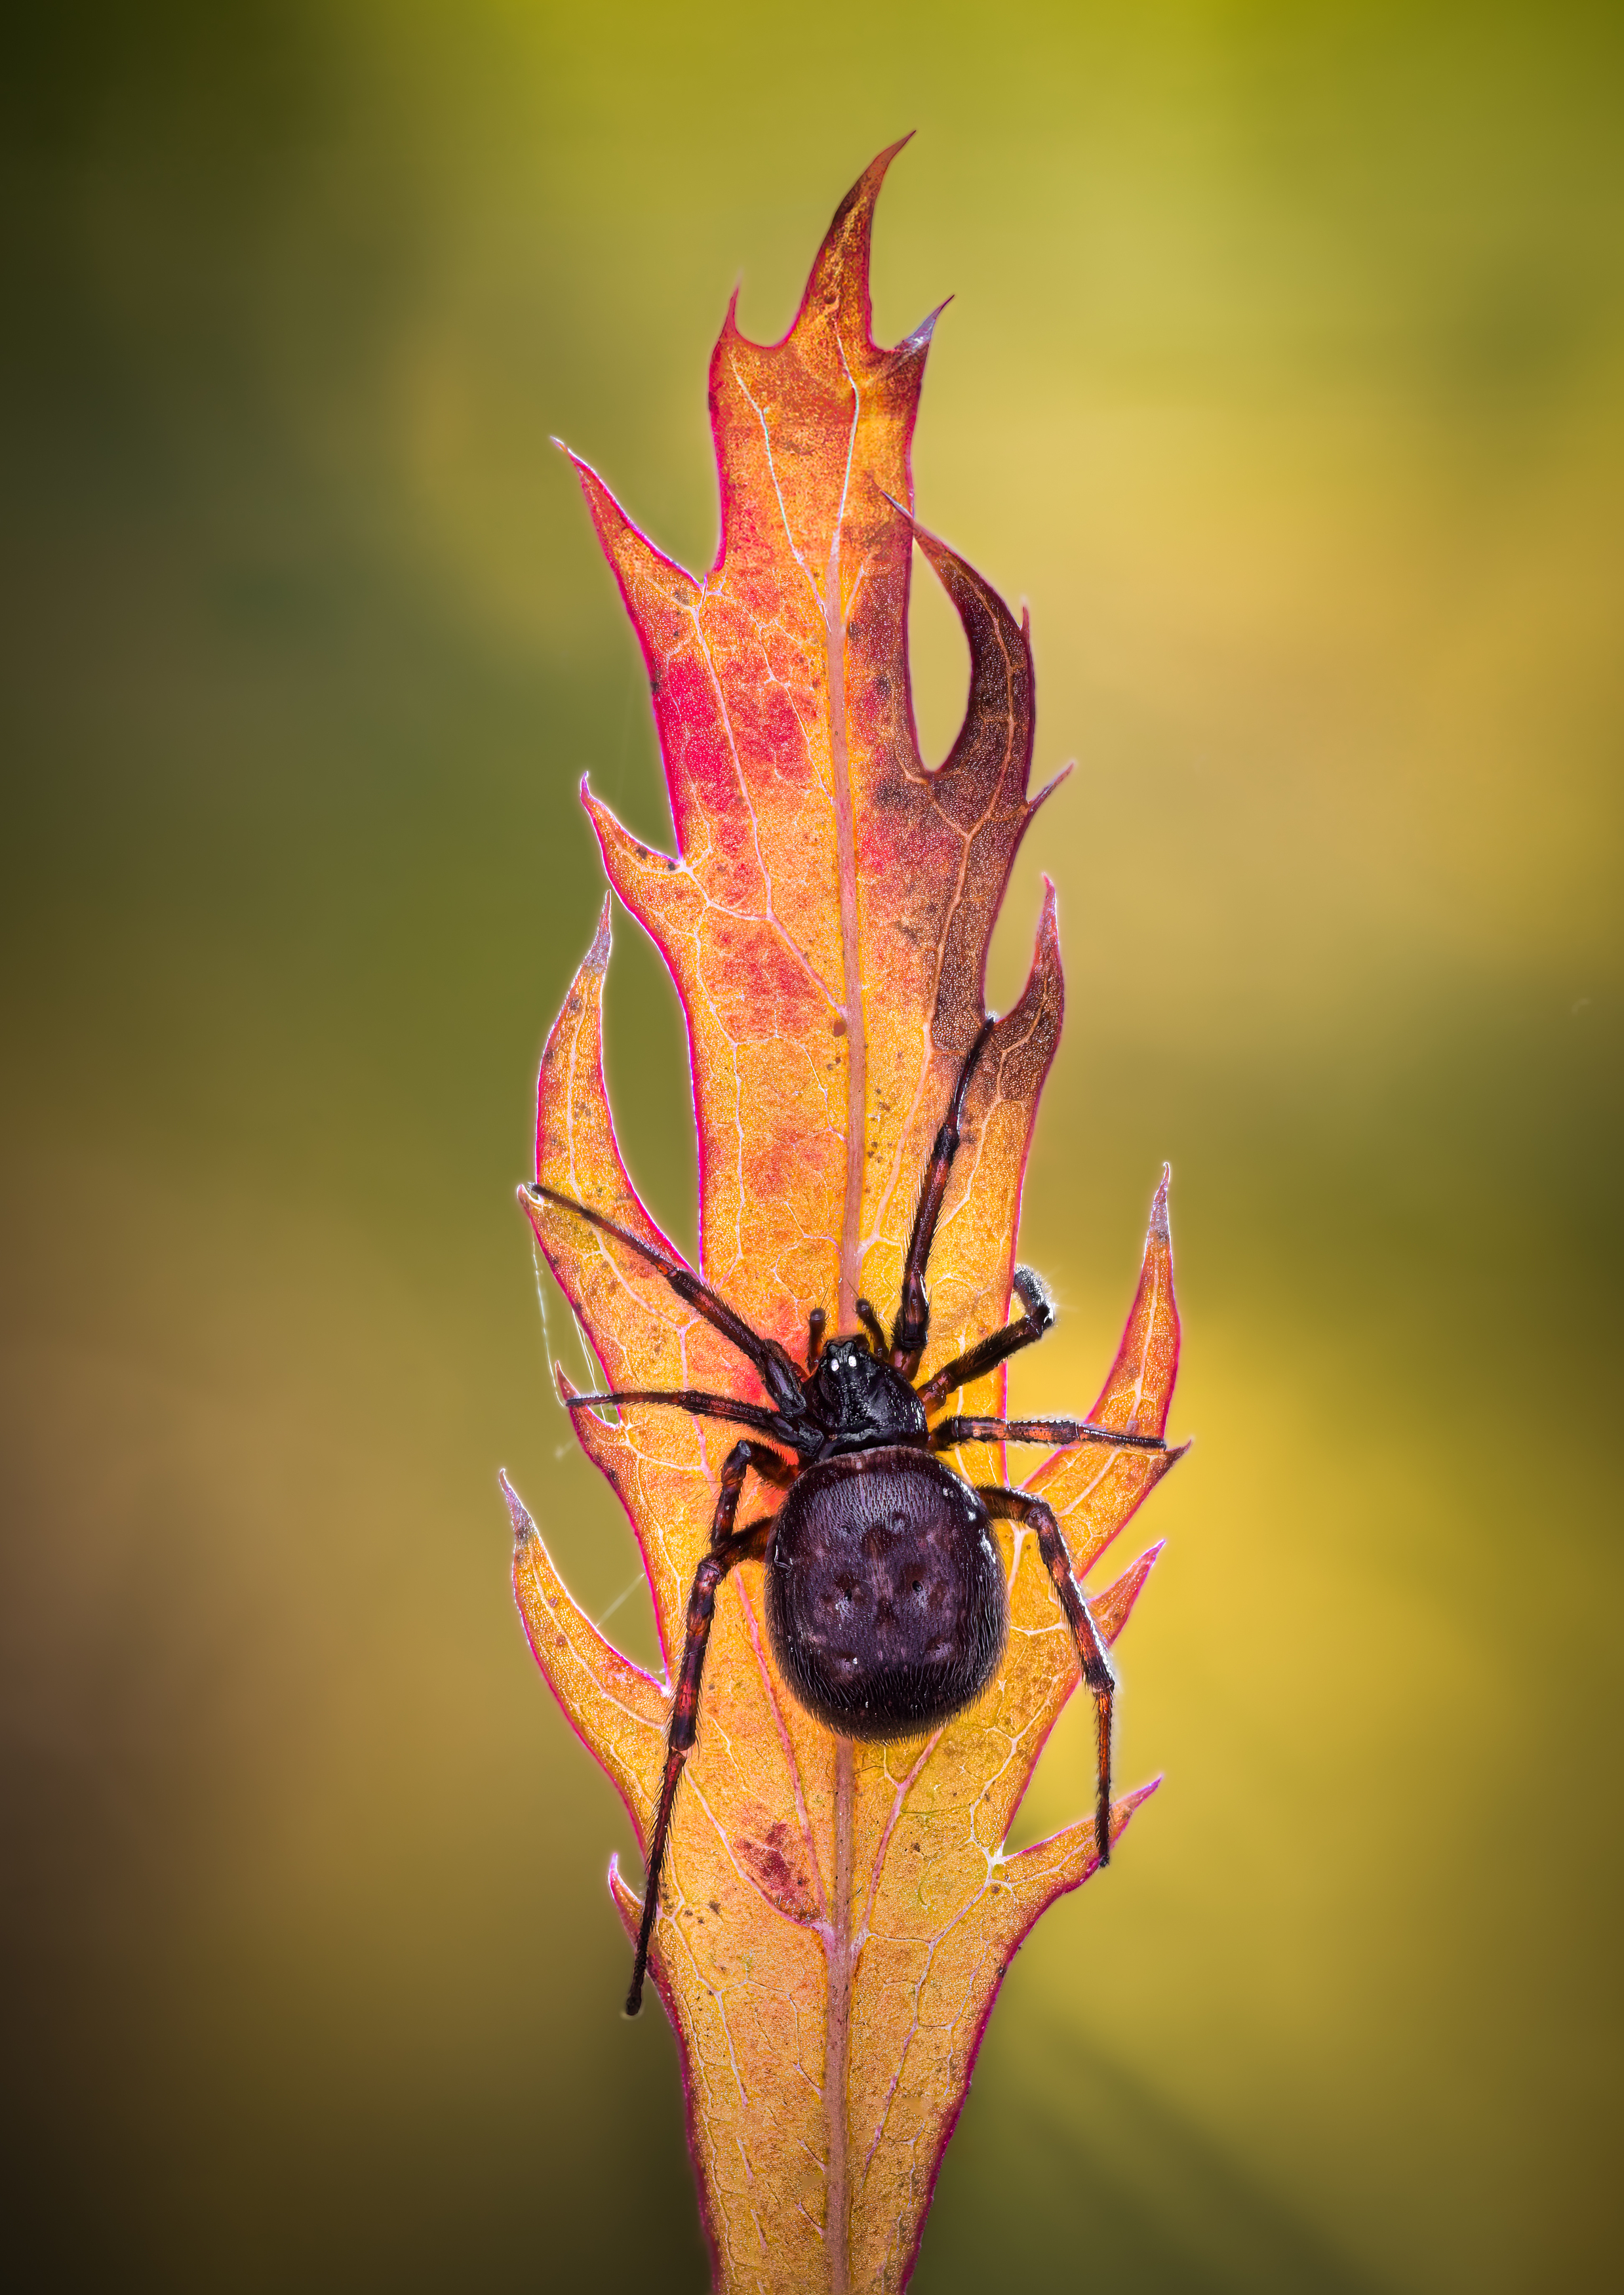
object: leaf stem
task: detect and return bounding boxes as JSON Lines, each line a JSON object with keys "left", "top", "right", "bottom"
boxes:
{"left": 827, "top": 1734, "right": 855, "bottom": 2295}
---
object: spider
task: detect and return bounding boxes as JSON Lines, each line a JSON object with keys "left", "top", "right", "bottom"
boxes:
{"left": 527, "top": 1020, "right": 1168, "bottom": 2016}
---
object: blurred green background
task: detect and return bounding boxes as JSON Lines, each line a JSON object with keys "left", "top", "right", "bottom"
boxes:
{"left": 3, "top": 2, "right": 1619, "bottom": 2288}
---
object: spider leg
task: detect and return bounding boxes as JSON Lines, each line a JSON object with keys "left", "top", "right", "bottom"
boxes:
{"left": 889, "top": 1019, "right": 997, "bottom": 1377}
{"left": 524, "top": 1182, "right": 806, "bottom": 1416}
{"left": 804, "top": 1308, "right": 827, "bottom": 1374}
{"left": 564, "top": 1388, "right": 807, "bottom": 1450}
{"left": 626, "top": 1439, "right": 792, "bottom": 2018}
{"left": 932, "top": 1414, "right": 1168, "bottom": 1454}
{"left": 855, "top": 1298, "right": 888, "bottom": 1356}
{"left": 914, "top": 1266, "right": 1055, "bottom": 1411}
{"left": 979, "top": 1487, "right": 1117, "bottom": 1869}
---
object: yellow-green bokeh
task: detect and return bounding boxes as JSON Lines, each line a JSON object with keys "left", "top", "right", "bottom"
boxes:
{"left": 2, "top": 3, "right": 1619, "bottom": 2287}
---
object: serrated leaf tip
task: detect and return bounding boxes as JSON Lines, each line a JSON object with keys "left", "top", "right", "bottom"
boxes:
{"left": 917, "top": 293, "right": 951, "bottom": 334}
{"left": 793, "top": 134, "right": 916, "bottom": 356}
{"left": 1031, "top": 765, "right": 1073, "bottom": 812}
{"left": 585, "top": 891, "right": 612, "bottom": 965}
{"left": 500, "top": 1469, "right": 533, "bottom": 1549}
{"left": 1091, "top": 1539, "right": 1166, "bottom": 1645}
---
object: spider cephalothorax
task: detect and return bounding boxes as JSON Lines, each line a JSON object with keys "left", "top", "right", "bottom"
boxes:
{"left": 525, "top": 1020, "right": 1169, "bottom": 2015}
{"left": 802, "top": 1336, "right": 929, "bottom": 1454}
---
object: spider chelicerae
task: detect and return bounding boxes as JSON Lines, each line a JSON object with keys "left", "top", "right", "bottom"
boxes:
{"left": 527, "top": 1020, "right": 1169, "bottom": 2015}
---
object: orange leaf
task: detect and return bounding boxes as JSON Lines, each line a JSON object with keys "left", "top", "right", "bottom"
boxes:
{"left": 509, "top": 144, "right": 1185, "bottom": 2295}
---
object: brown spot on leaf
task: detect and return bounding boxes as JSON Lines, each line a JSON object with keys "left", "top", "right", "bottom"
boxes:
{"left": 734, "top": 1818, "right": 822, "bottom": 1923}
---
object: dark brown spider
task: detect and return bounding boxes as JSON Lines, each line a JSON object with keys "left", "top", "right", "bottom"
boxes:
{"left": 527, "top": 1021, "right": 1168, "bottom": 2016}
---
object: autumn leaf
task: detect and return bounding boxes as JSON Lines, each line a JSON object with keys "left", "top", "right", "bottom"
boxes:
{"left": 507, "top": 142, "right": 1185, "bottom": 2295}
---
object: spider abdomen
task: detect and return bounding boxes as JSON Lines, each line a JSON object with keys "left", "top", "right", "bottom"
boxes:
{"left": 764, "top": 1448, "right": 1008, "bottom": 1740}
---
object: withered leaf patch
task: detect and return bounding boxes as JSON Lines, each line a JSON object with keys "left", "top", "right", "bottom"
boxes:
{"left": 507, "top": 142, "right": 1185, "bottom": 2295}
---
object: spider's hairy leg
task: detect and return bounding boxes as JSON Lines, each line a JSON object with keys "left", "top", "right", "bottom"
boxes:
{"left": 564, "top": 1387, "right": 806, "bottom": 1448}
{"left": 980, "top": 1487, "right": 1117, "bottom": 1869}
{"left": 625, "top": 1440, "right": 791, "bottom": 2018}
{"left": 889, "top": 1018, "right": 997, "bottom": 1377}
{"left": 855, "top": 1299, "right": 888, "bottom": 1356}
{"left": 804, "top": 1308, "right": 827, "bottom": 1374}
{"left": 915, "top": 1266, "right": 1055, "bottom": 1412}
{"left": 523, "top": 1181, "right": 805, "bottom": 1412}
{"left": 932, "top": 1414, "right": 1169, "bottom": 1454}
